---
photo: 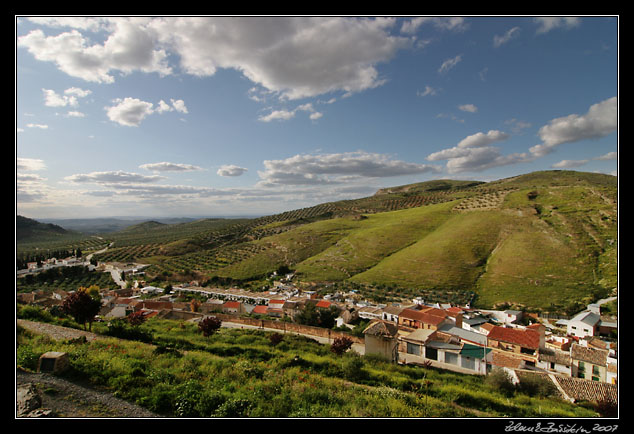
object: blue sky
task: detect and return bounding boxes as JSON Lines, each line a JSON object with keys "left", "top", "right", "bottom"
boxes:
{"left": 16, "top": 16, "right": 618, "bottom": 219}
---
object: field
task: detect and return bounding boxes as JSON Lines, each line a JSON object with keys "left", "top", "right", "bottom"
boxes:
{"left": 16, "top": 311, "right": 600, "bottom": 418}
{"left": 17, "top": 170, "right": 618, "bottom": 313}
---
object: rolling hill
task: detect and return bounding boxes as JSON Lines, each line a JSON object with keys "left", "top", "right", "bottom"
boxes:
{"left": 19, "top": 170, "right": 618, "bottom": 313}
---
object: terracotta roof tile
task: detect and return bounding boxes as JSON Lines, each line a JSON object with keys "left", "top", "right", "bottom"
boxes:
{"left": 487, "top": 326, "right": 541, "bottom": 349}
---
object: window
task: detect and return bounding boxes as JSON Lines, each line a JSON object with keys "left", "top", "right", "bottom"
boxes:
{"left": 426, "top": 347, "right": 438, "bottom": 361}
{"left": 406, "top": 342, "right": 420, "bottom": 356}
{"left": 461, "top": 356, "right": 475, "bottom": 370}
{"left": 445, "top": 352, "right": 459, "bottom": 365}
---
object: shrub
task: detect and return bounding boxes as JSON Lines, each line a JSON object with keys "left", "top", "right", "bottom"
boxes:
{"left": 105, "top": 319, "right": 153, "bottom": 343}
{"left": 16, "top": 344, "right": 40, "bottom": 371}
{"left": 516, "top": 374, "right": 558, "bottom": 398}
{"left": 330, "top": 336, "right": 353, "bottom": 356}
{"left": 198, "top": 316, "right": 222, "bottom": 338}
{"left": 342, "top": 355, "right": 366, "bottom": 382}
{"left": 485, "top": 368, "right": 516, "bottom": 396}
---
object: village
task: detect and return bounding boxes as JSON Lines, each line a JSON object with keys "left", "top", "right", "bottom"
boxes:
{"left": 17, "top": 258, "right": 618, "bottom": 406}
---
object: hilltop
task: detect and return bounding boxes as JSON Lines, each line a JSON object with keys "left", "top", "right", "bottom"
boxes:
{"left": 18, "top": 170, "right": 618, "bottom": 313}
{"left": 16, "top": 215, "right": 73, "bottom": 242}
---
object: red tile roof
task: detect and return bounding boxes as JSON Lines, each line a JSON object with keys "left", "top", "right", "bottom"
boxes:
{"left": 252, "top": 305, "right": 268, "bottom": 314}
{"left": 223, "top": 301, "right": 241, "bottom": 309}
{"left": 400, "top": 308, "right": 447, "bottom": 326}
{"left": 487, "top": 326, "right": 541, "bottom": 349}
{"left": 315, "top": 300, "right": 331, "bottom": 309}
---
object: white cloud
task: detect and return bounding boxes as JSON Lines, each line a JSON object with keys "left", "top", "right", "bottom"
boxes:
{"left": 17, "top": 157, "right": 46, "bottom": 171}
{"left": 217, "top": 165, "right": 248, "bottom": 177}
{"left": 417, "top": 86, "right": 438, "bottom": 97}
{"left": 427, "top": 130, "right": 531, "bottom": 174}
{"left": 105, "top": 96, "right": 188, "bottom": 126}
{"left": 529, "top": 97, "right": 617, "bottom": 157}
{"left": 171, "top": 99, "right": 188, "bottom": 113}
{"left": 401, "top": 17, "right": 467, "bottom": 34}
{"left": 65, "top": 170, "right": 165, "bottom": 184}
{"left": 20, "top": 17, "right": 411, "bottom": 101}
{"left": 42, "top": 88, "right": 77, "bottom": 107}
{"left": 156, "top": 100, "right": 173, "bottom": 113}
{"left": 438, "top": 54, "right": 462, "bottom": 74}
{"left": 140, "top": 162, "right": 203, "bottom": 172}
{"left": 258, "top": 109, "right": 296, "bottom": 122}
{"left": 26, "top": 123, "right": 48, "bottom": 129}
{"left": 493, "top": 26, "right": 520, "bottom": 47}
{"left": 66, "top": 111, "right": 85, "bottom": 117}
{"left": 552, "top": 159, "right": 589, "bottom": 169}
{"left": 595, "top": 151, "right": 617, "bottom": 160}
{"left": 534, "top": 17, "right": 581, "bottom": 34}
{"left": 105, "top": 97, "right": 155, "bottom": 126}
{"left": 258, "top": 151, "right": 441, "bottom": 186}
{"left": 258, "top": 101, "right": 323, "bottom": 122}
{"left": 18, "top": 18, "right": 173, "bottom": 84}
{"left": 458, "top": 104, "right": 478, "bottom": 113}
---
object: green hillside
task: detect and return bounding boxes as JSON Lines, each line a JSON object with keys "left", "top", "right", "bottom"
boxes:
{"left": 21, "top": 170, "right": 616, "bottom": 313}
{"left": 210, "top": 170, "right": 617, "bottom": 311}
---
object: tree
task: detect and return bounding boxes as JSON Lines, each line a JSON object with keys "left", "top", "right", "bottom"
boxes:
{"left": 198, "top": 316, "right": 222, "bottom": 338}
{"left": 269, "top": 332, "right": 284, "bottom": 346}
{"left": 330, "top": 336, "right": 353, "bottom": 356}
{"left": 127, "top": 310, "right": 147, "bottom": 327}
{"left": 62, "top": 289, "right": 102, "bottom": 331}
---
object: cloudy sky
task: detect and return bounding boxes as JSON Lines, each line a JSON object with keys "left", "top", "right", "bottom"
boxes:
{"left": 16, "top": 16, "right": 618, "bottom": 219}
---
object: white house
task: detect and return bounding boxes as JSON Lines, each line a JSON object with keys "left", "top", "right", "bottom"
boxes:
{"left": 567, "top": 310, "right": 601, "bottom": 338}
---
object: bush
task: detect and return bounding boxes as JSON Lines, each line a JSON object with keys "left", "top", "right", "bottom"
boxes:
{"left": 17, "top": 344, "right": 40, "bottom": 371}
{"left": 516, "top": 374, "right": 558, "bottom": 398}
{"left": 342, "top": 355, "right": 366, "bottom": 382}
{"left": 485, "top": 368, "right": 516, "bottom": 396}
{"left": 105, "top": 319, "right": 153, "bottom": 343}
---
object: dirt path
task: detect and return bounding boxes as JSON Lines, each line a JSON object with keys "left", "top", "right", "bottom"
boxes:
{"left": 16, "top": 319, "right": 159, "bottom": 418}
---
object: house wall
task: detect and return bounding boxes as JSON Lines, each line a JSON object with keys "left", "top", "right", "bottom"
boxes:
{"left": 572, "top": 360, "right": 607, "bottom": 382}
{"left": 567, "top": 320, "right": 596, "bottom": 338}
{"left": 364, "top": 335, "right": 398, "bottom": 362}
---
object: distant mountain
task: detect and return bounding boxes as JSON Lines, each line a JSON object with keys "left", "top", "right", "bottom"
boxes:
{"left": 39, "top": 217, "right": 199, "bottom": 234}
{"left": 20, "top": 170, "right": 617, "bottom": 313}
{"left": 16, "top": 215, "right": 73, "bottom": 241}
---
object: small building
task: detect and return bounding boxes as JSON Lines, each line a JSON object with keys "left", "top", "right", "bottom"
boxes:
{"left": 567, "top": 310, "right": 601, "bottom": 338}
{"left": 222, "top": 301, "right": 243, "bottom": 315}
{"left": 486, "top": 325, "right": 544, "bottom": 368}
{"left": 363, "top": 320, "right": 399, "bottom": 363}
{"left": 571, "top": 343, "right": 609, "bottom": 383}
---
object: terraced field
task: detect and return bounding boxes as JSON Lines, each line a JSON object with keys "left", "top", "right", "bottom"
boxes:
{"left": 19, "top": 170, "right": 618, "bottom": 313}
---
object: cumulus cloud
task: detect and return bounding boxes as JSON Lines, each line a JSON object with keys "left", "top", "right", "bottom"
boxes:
{"left": 217, "top": 165, "right": 248, "bottom": 177}
{"left": 17, "top": 19, "right": 172, "bottom": 83}
{"left": 427, "top": 130, "right": 531, "bottom": 174}
{"left": 105, "top": 97, "right": 155, "bottom": 126}
{"left": 140, "top": 162, "right": 203, "bottom": 172}
{"left": 19, "top": 17, "right": 411, "bottom": 101}
{"left": 529, "top": 97, "right": 617, "bottom": 157}
{"left": 105, "top": 97, "right": 188, "bottom": 126}
{"left": 258, "top": 151, "right": 441, "bottom": 186}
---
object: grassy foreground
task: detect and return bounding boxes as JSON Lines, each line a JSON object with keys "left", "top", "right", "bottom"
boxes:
{"left": 17, "top": 315, "right": 599, "bottom": 418}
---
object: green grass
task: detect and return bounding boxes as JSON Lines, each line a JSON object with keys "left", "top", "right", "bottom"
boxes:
{"left": 16, "top": 316, "right": 599, "bottom": 418}
{"left": 350, "top": 210, "right": 515, "bottom": 291}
